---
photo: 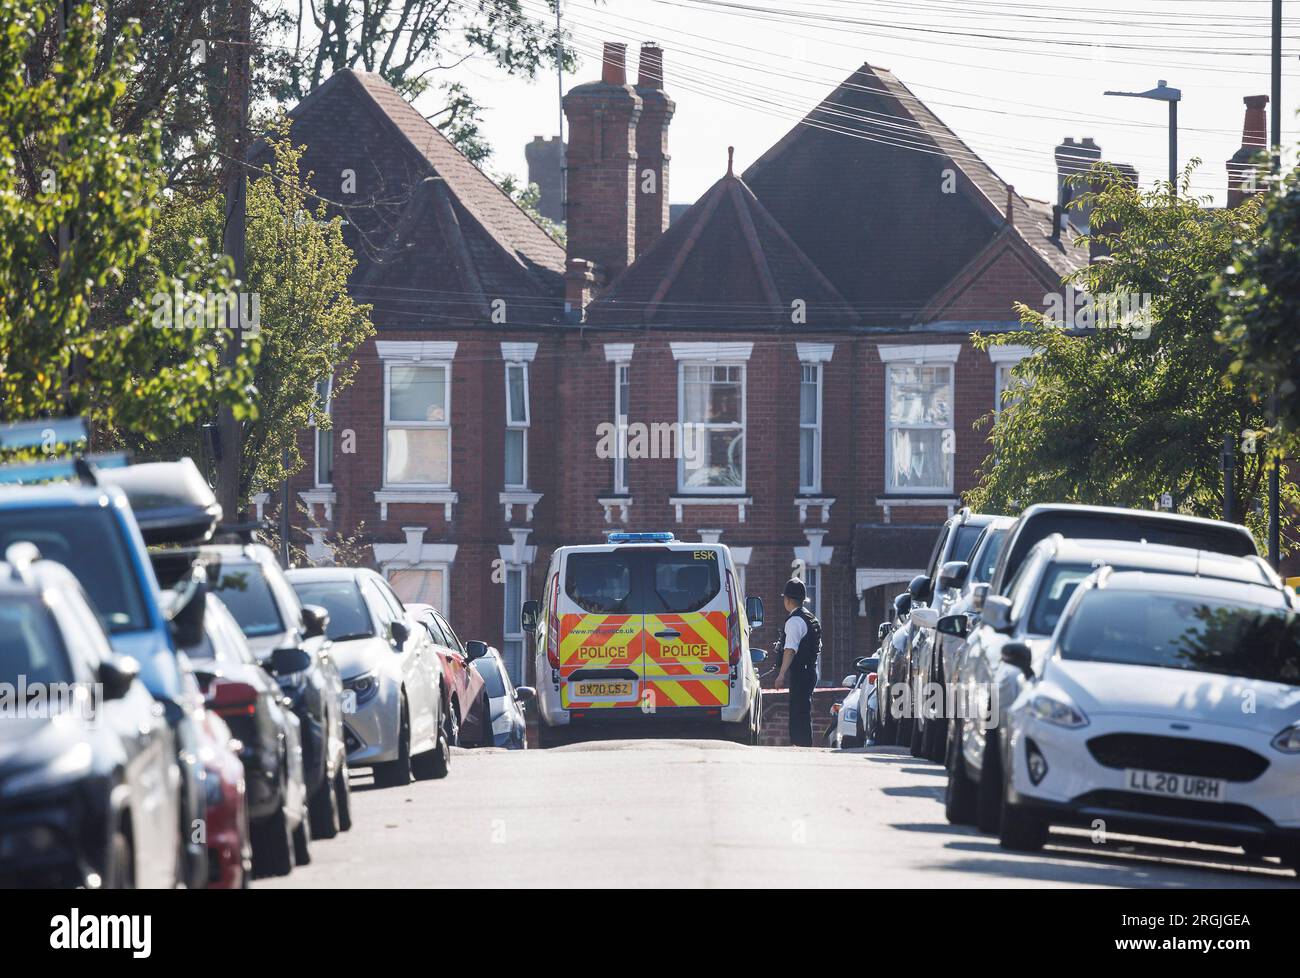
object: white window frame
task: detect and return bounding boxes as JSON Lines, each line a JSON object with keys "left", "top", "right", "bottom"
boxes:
{"left": 383, "top": 359, "right": 452, "bottom": 490}
{"left": 383, "top": 564, "right": 451, "bottom": 614}
{"left": 989, "top": 345, "right": 1033, "bottom": 417}
{"left": 504, "top": 361, "right": 530, "bottom": 490}
{"left": 676, "top": 361, "right": 747, "bottom": 495}
{"left": 804, "top": 565, "right": 822, "bottom": 619}
{"left": 313, "top": 375, "right": 333, "bottom": 489}
{"left": 502, "top": 564, "right": 527, "bottom": 682}
{"left": 799, "top": 361, "right": 823, "bottom": 494}
{"left": 878, "top": 344, "right": 960, "bottom": 496}
{"left": 613, "top": 360, "right": 631, "bottom": 494}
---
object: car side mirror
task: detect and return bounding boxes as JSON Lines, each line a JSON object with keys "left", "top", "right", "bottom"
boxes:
{"left": 521, "top": 599, "right": 541, "bottom": 633}
{"left": 514, "top": 686, "right": 536, "bottom": 703}
{"left": 970, "top": 582, "right": 990, "bottom": 614}
{"left": 893, "top": 592, "right": 912, "bottom": 619}
{"left": 938, "top": 560, "right": 970, "bottom": 591}
{"left": 854, "top": 656, "right": 871, "bottom": 672}
{"left": 98, "top": 655, "right": 140, "bottom": 701}
{"left": 908, "top": 574, "right": 931, "bottom": 604}
{"left": 877, "top": 622, "right": 890, "bottom": 641}
{"left": 937, "top": 614, "right": 969, "bottom": 638}
{"left": 1001, "top": 641, "right": 1034, "bottom": 679}
{"left": 841, "top": 674, "right": 857, "bottom": 688}
{"left": 465, "top": 639, "right": 488, "bottom": 662}
{"left": 745, "top": 595, "right": 764, "bottom": 628}
{"left": 267, "top": 646, "right": 312, "bottom": 678}
{"left": 910, "top": 607, "right": 939, "bottom": 630}
{"left": 166, "top": 573, "right": 208, "bottom": 650}
{"left": 982, "top": 595, "right": 1014, "bottom": 633}
{"left": 390, "top": 620, "right": 410, "bottom": 648}
{"left": 301, "top": 604, "right": 330, "bottom": 640}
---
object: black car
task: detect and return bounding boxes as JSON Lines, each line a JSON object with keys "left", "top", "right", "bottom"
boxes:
{"left": 0, "top": 546, "right": 180, "bottom": 888}
{"left": 186, "top": 593, "right": 325, "bottom": 876}
{"left": 198, "top": 544, "right": 347, "bottom": 844}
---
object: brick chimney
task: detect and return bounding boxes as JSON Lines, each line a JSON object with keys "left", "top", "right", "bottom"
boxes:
{"left": 1054, "top": 137, "right": 1102, "bottom": 232}
{"left": 562, "top": 42, "right": 642, "bottom": 287}
{"left": 634, "top": 43, "right": 674, "bottom": 259}
{"left": 1227, "top": 95, "right": 1269, "bottom": 208}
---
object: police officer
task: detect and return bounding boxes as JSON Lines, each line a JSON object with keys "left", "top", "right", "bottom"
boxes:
{"left": 774, "top": 578, "right": 821, "bottom": 747}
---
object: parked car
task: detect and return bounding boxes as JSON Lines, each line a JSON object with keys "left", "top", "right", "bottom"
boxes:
{"left": 193, "top": 701, "right": 251, "bottom": 889}
{"left": 179, "top": 590, "right": 313, "bottom": 878}
{"left": 198, "top": 543, "right": 344, "bottom": 852}
{"left": 0, "top": 459, "right": 218, "bottom": 888}
{"left": 876, "top": 591, "right": 914, "bottom": 746}
{"left": 995, "top": 568, "right": 1300, "bottom": 872}
{"left": 0, "top": 543, "right": 180, "bottom": 888}
{"left": 407, "top": 604, "right": 491, "bottom": 749}
{"left": 942, "top": 536, "right": 1284, "bottom": 833}
{"left": 288, "top": 568, "right": 449, "bottom": 786}
{"left": 830, "top": 657, "right": 878, "bottom": 749}
{"left": 470, "top": 646, "right": 535, "bottom": 749}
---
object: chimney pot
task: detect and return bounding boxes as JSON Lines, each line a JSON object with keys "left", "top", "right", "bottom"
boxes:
{"left": 1228, "top": 95, "right": 1270, "bottom": 207}
{"left": 637, "top": 43, "right": 664, "bottom": 88}
{"left": 601, "top": 43, "right": 628, "bottom": 86}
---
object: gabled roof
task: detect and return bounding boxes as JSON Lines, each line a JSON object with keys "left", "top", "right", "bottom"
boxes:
{"left": 272, "top": 70, "right": 565, "bottom": 325}
{"left": 585, "top": 160, "right": 856, "bottom": 327}
{"left": 741, "top": 63, "right": 1086, "bottom": 324}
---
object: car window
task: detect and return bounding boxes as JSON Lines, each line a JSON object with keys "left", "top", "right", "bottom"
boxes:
{"left": 565, "top": 553, "right": 633, "bottom": 613}
{"left": 1026, "top": 562, "right": 1094, "bottom": 635}
{"left": 210, "top": 561, "right": 285, "bottom": 638}
{"left": 971, "top": 528, "right": 1008, "bottom": 584}
{"left": 434, "top": 612, "right": 464, "bottom": 653}
{"left": 0, "top": 506, "right": 150, "bottom": 634}
{"left": 925, "top": 525, "right": 950, "bottom": 579}
{"left": 0, "top": 597, "right": 72, "bottom": 686}
{"left": 292, "top": 580, "right": 375, "bottom": 641}
{"left": 644, "top": 550, "right": 721, "bottom": 614}
{"left": 951, "top": 524, "right": 985, "bottom": 564}
{"left": 420, "top": 611, "right": 452, "bottom": 647}
{"left": 472, "top": 657, "right": 508, "bottom": 697}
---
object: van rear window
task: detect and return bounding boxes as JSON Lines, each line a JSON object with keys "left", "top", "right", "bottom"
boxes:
{"left": 646, "top": 551, "right": 721, "bottom": 614}
{"left": 565, "top": 553, "right": 633, "bottom": 614}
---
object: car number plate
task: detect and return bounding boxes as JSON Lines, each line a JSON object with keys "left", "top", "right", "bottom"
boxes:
{"left": 1124, "top": 768, "right": 1226, "bottom": 803}
{"left": 573, "top": 681, "right": 634, "bottom": 698}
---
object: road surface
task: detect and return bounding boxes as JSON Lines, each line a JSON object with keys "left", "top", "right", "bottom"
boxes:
{"left": 263, "top": 740, "right": 1300, "bottom": 888}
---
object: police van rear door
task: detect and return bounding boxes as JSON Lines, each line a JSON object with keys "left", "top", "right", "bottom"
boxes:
{"left": 557, "top": 549, "right": 643, "bottom": 711}
{"left": 641, "top": 547, "right": 731, "bottom": 712}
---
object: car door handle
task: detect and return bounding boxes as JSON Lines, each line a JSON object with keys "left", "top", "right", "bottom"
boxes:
{"left": 654, "top": 630, "right": 680, "bottom": 638}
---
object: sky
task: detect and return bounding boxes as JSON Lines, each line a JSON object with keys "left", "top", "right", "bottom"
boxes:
{"left": 429, "top": 0, "right": 1300, "bottom": 209}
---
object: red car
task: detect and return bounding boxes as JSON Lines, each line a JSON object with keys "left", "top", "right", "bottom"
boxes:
{"left": 408, "top": 604, "right": 490, "bottom": 747}
{"left": 195, "top": 707, "right": 252, "bottom": 889}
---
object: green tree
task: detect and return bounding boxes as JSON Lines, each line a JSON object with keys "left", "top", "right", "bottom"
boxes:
{"left": 137, "top": 120, "right": 374, "bottom": 502}
{"left": 968, "top": 164, "right": 1296, "bottom": 553}
{"left": 0, "top": 2, "right": 252, "bottom": 445}
{"left": 1216, "top": 156, "right": 1300, "bottom": 446}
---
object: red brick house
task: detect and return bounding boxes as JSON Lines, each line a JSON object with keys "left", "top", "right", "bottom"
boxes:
{"left": 270, "top": 43, "right": 1100, "bottom": 686}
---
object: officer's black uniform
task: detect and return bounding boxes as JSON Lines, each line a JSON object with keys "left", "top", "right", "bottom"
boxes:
{"left": 785, "top": 604, "right": 822, "bottom": 747}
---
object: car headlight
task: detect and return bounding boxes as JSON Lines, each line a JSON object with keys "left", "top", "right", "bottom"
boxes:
{"left": 2, "top": 742, "right": 94, "bottom": 798}
{"left": 1272, "top": 723, "right": 1300, "bottom": 754}
{"left": 842, "top": 707, "right": 859, "bottom": 722}
{"left": 1028, "top": 693, "right": 1088, "bottom": 728}
{"left": 343, "top": 671, "right": 379, "bottom": 707}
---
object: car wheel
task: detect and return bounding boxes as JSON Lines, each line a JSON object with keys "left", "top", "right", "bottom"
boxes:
{"left": 879, "top": 684, "right": 898, "bottom": 745}
{"left": 251, "top": 788, "right": 294, "bottom": 879}
{"left": 976, "top": 733, "right": 1004, "bottom": 834}
{"left": 308, "top": 768, "right": 340, "bottom": 840}
{"left": 1280, "top": 845, "right": 1300, "bottom": 876}
{"left": 999, "top": 768, "right": 1048, "bottom": 851}
{"left": 292, "top": 813, "right": 311, "bottom": 866}
{"left": 373, "top": 698, "right": 413, "bottom": 789}
{"left": 104, "top": 824, "right": 134, "bottom": 889}
{"left": 923, "top": 661, "right": 947, "bottom": 761}
{"left": 445, "top": 702, "right": 461, "bottom": 748}
{"left": 944, "top": 720, "right": 978, "bottom": 825}
{"left": 909, "top": 683, "right": 926, "bottom": 757}
{"left": 412, "top": 716, "right": 450, "bottom": 780}
{"left": 334, "top": 766, "right": 353, "bottom": 832}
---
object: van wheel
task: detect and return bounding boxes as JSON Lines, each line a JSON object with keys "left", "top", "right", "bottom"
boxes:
{"left": 334, "top": 767, "right": 352, "bottom": 832}
{"left": 976, "top": 734, "right": 1004, "bottom": 834}
{"left": 944, "top": 720, "right": 978, "bottom": 825}
{"left": 373, "top": 699, "right": 412, "bottom": 788}
{"left": 104, "top": 824, "right": 134, "bottom": 889}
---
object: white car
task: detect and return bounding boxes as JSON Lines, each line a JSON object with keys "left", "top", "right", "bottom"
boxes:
{"left": 287, "top": 568, "right": 448, "bottom": 786}
{"left": 830, "top": 657, "right": 879, "bottom": 748}
{"left": 996, "top": 568, "right": 1300, "bottom": 873}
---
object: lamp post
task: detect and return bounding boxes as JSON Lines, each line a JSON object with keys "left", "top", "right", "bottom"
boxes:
{"left": 1105, "top": 80, "right": 1181, "bottom": 195}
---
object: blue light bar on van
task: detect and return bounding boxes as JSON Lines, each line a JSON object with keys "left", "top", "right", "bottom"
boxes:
{"left": 608, "top": 532, "right": 675, "bottom": 543}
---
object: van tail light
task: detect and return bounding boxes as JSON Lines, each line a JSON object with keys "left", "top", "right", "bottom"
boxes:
{"left": 207, "top": 679, "right": 258, "bottom": 719}
{"left": 726, "top": 573, "right": 741, "bottom": 666}
{"left": 546, "top": 575, "right": 561, "bottom": 669}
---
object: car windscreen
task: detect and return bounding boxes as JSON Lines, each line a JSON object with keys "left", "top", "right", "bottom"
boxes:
{"left": 0, "top": 598, "right": 73, "bottom": 686}
{"left": 565, "top": 553, "right": 633, "bottom": 613}
{"left": 644, "top": 550, "right": 721, "bottom": 614}
{"left": 0, "top": 507, "right": 149, "bottom": 634}
{"left": 471, "top": 657, "right": 508, "bottom": 697}
{"left": 971, "top": 528, "right": 1008, "bottom": 584}
{"left": 291, "top": 580, "right": 374, "bottom": 641}
{"left": 1060, "top": 590, "right": 1300, "bottom": 685}
{"left": 1026, "top": 563, "right": 1097, "bottom": 635}
{"left": 951, "top": 524, "right": 985, "bottom": 563}
{"left": 1002, "top": 512, "right": 1256, "bottom": 590}
{"left": 210, "top": 562, "right": 285, "bottom": 638}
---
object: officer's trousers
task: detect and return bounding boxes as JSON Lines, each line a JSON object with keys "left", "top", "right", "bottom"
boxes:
{"left": 788, "top": 662, "right": 817, "bottom": 747}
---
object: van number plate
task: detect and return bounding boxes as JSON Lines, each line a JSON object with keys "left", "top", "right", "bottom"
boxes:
{"left": 573, "top": 681, "right": 634, "bottom": 698}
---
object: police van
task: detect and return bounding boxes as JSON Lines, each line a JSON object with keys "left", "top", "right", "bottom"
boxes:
{"left": 521, "top": 532, "right": 767, "bottom": 746}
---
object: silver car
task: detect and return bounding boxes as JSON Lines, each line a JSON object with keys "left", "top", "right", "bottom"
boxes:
{"left": 287, "top": 568, "right": 448, "bottom": 787}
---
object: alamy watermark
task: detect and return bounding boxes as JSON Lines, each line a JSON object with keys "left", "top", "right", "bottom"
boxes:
{"left": 1043, "top": 286, "right": 1153, "bottom": 339}
{"left": 150, "top": 288, "right": 260, "bottom": 336}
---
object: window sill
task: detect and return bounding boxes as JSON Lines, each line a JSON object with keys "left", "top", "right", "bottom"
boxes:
{"left": 669, "top": 496, "right": 754, "bottom": 523}
{"left": 299, "top": 489, "right": 337, "bottom": 523}
{"left": 374, "top": 489, "right": 458, "bottom": 521}
{"left": 499, "top": 490, "right": 542, "bottom": 523}
{"left": 794, "top": 496, "right": 835, "bottom": 524}
{"left": 874, "top": 495, "right": 961, "bottom": 523}
{"left": 597, "top": 496, "right": 632, "bottom": 524}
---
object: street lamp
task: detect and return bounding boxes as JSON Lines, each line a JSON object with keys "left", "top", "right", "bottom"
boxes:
{"left": 1105, "top": 80, "right": 1181, "bottom": 195}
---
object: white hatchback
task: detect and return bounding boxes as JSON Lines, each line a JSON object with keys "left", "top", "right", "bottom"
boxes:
{"left": 997, "top": 569, "right": 1300, "bottom": 873}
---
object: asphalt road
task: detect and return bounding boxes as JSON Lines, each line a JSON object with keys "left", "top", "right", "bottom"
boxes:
{"left": 262, "top": 740, "right": 1300, "bottom": 888}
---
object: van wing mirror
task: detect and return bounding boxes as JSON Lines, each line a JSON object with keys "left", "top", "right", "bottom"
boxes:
{"left": 521, "top": 599, "right": 541, "bottom": 633}
{"left": 1001, "top": 642, "right": 1034, "bottom": 679}
{"left": 745, "top": 596, "right": 764, "bottom": 628}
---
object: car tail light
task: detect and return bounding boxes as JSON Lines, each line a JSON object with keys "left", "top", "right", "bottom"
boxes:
{"left": 867, "top": 673, "right": 878, "bottom": 686}
{"left": 546, "top": 575, "right": 561, "bottom": 669}
{"left": 207, "top": 680, "right": 258, "bottom": 719}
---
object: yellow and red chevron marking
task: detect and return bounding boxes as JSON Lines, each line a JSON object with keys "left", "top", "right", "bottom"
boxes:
{"left": 642, "top": 612, "right": 729, "bottom": 708}
{"left": 558, "top": 613, "right": 641, "bottom": 674}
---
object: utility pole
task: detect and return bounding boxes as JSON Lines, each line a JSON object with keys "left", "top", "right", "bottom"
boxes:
{"left": 1222, "top": 434, "right": 1236, "bottom": 524}
{"left": 1268, "top": 0, "right": 1282, "bottom": 569}
{"left": 56, "top": 0, "right": 71, "bottom": 272}
{"left": 555, "top": 0, "right": 566, "bottom": 218}
{"left": 216, "top": 0, "right": 251, "bottom": 522}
